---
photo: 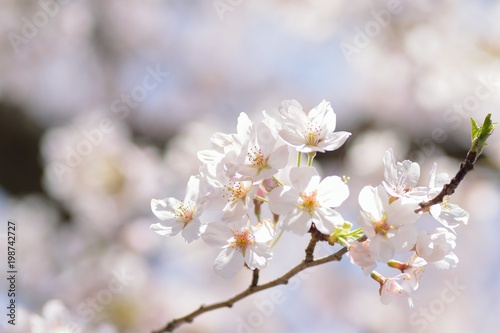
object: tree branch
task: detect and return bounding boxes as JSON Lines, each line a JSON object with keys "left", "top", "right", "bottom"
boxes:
{"left": 415, "top": 113, "right": 495, "bottom": 213}
{"left": 152, "top": 236, "right": 365, "bottom": 333}
{"left": 415, "top": 150, "right": 477, "bottom": 213}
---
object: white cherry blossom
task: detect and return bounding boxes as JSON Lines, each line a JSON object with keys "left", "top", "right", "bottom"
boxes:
{"left": 416, "top": 228, "right": 458, "bottom": 269}
{"left": 150, "top": 175, "right": 207, "bottom": 243}
{"left": 268, "top": 166, "right": 349, "bottom": 235}
{"left": 358, "top": 185, "right": 419, "bottom": 261}
{"left": 348, "top": 239, "right": 377, "bottom": 275}
{"left": 268, "top": 99, "right": 351, "bottom": 153}
{"left": 382, "top": 148, "right": 422, "bottom": 202}
{"left": 225, "top": 120, "right": 289, "bottom": 181}
{"left": 202, "top": 218, "right": 275, "bottom": 278}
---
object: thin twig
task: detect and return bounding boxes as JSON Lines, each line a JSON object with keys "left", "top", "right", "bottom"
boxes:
{"left": 415, "top": 150, "right": 477, "bottom": 213}
{"left": 152, "top": 236, "right": 365, "bottom": 333}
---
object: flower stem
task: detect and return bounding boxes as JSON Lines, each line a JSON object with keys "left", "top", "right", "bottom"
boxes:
{"left": 307, "top": 152, "right": 316, "bottom": 166}
{"left": 270, "top": 230, "right": 284, "bottom": 249}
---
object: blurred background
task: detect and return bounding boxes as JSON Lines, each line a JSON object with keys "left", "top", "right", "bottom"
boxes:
{"left": 1, "top": 0, "right": 500, "bottom": 332}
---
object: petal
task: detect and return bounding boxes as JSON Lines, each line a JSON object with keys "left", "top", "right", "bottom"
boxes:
{"left": 319, "top": 131, "right": 351, "bottom": 151}
{"left": 151, "top": 198, "right": 179, "bottom": 221}
{"left": 289, "top": 166, "right": 319, "bottom": 193}
{"left": 252, "top": 220, "right": 276, "bottom": 243}
{"left": 214, "top": 247, "right": 245, "bottom": 278}
{"left": 313, "top": 208, "right": 344, "bottom": 234}
{"left": 391, "top": 225, "right": 418, "bottom": 253}
{"left": 150, "top": 222, "right": 182, "bottom": 236}
{"left": 184, "top": 175, "right": 202, "bottom": 204}
{"left": 281, "top": 210, "right": 312, "bottom": 235}
{"left": 268, "top": 186, "right": 298, "bottom": 215}
{"left": 383, "top": 149, "right": 398, "bottom": 185}
{"left": 246, "top": 243, "right": 272, "bottom": 269}
{"left": 317, "top": 175, "right": 349, "bottom": 207}
{"left": 181, "top": 218, "right": 202, "bottom": 244}
{"left": 399, "top": 160, "right": 420, "bottom": 188}
{"left": 202, "top": 222, "right": 234, "bottom": 247}
{"left": 358, "top": 186, "right": 383, "bottom": 221}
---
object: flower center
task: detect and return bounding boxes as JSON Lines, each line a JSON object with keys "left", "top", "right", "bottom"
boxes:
{"left": 231, "top": 228, "right": 254, "bottom": 253}
{"left": 373, "top": 214, "right": 392, "bottom": 236}
{"left": 299, "top": 191, "right": 319, "bottom": 215}
{"left": 304, "top": 124, "right": 322, "bottom": 146}
{"left": 247, "top": 146, "right": 268, "bottom": 169}
{"left": 174, "top": 204, "right": 194, "bottom": 224}
{"left": 223, "top": 182, "right": 251, "bottom": 203}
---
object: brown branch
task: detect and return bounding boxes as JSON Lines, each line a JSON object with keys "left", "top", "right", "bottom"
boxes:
{"left": 415, "top": 149, "right": 478, "bottom": 213}
{"left": 305, "top": 224, "right": 330, "bottom": 262}
{"left": 152, "top": 236, "right": 365, "bottom": 333}
{"left": 250, "top": 268, "right": 259, "bottom": 287}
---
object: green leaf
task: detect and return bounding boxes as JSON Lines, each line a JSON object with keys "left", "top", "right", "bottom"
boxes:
{"left": 471, "top": 113, "right": 497, "bottom": 155}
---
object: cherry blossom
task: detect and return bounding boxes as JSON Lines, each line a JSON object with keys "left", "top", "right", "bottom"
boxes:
{"left": 357, "top": 185, "right": 419, "bottom": 261}
{"left": 267, "top": 99, "right": 351, "bottom": 153}
{"left": 416, "top": 163, "right": 469, "bottom": 230}
{"left": 202, "top": 218, "right": 275, "bottom": 278}
{"left": 268, "top": 166, "right": 349, "bottom": 235}
{"left": 347, "top": 239, "right": 377, "bottom": 275}
{"left": 150, "top": 175, "right": 207, "bottom": 243}
{"left": 416, "top": 228, "right": 458, "bottom": 269}
{"left": 382, "top": 148, "right": 422, "bottom": 202}
{"left": 225, "top": 120, "right": 289, "bottom": 181}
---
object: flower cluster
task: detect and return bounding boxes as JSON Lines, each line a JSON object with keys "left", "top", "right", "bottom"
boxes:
{"left": 349, "top": 149, "right": 468, "bottom": 306}
{"left": 151, "top": 100, "right": 351, "bottom": 278}
{"left": 150, "top": 100, "right": 470, "bottom": 306}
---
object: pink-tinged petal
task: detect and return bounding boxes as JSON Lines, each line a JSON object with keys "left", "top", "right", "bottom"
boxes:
{"left": 281, "top": 210, "right": 312, "bottom": 235}
{"left": 319, "top": 131, "right": 351, "bottom": 151}
{"left": 268, "top": 186, "right": 298, "bottom": 215}
{"left": 214, "top": 247, "right": 245, "bottom": 278}
{"left": 202, "top": 222, "right": 234, "bottom": 247}
{"left": 150, "top": 222, "right": 182, "bottom": 236}
{"left": 289, "top": 166, "right": 319, "bottom": 193}
{"left": 348, "top": 241, "right": 377, "bottom": 275}
{"left": 358, "top": 186, "right": 383, "bottom": 221}
{"left": 151, "top": 198, "right": 178, "bottom": 221}
{"left": 181, "top": 218, "right": 202, "bottom": 244}
{"left": 246, "top": 243, "right": 272, "bottom": 269}
{"left": 317, "top": 176, "right": 349, "bottom": 207}
{"left": 313, "top": 208, "right": 344, "bottom": 234}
